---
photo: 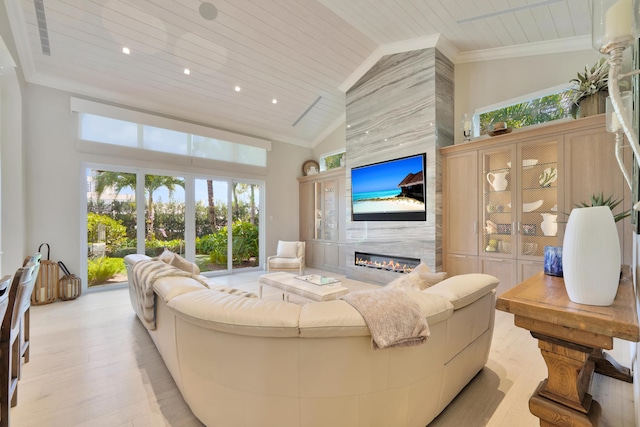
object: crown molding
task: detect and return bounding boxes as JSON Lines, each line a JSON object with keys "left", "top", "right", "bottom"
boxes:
{"left": 455, "top": 35, "right": 593, "bottom": 64}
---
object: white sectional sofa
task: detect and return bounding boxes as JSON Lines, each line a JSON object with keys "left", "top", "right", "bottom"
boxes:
{"left": 124, "top": 254, "right": 499, "bottom": 427}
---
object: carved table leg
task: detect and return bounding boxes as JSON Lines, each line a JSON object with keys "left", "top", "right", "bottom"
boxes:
{"left": 591, "top": 349, "right": 633, "bottom": 383}
{"left": 529, "top": 333, "right": 601, "bottom": 427}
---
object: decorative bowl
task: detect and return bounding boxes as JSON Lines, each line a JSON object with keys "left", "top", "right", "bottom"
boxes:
{"left": 539, "top": 167, "right": 557, "bottom": 187}
{"left": 523, "top": 199, "right": 543, "bottom": 212}
{"left": 487, "top": 127, "right": 513, "bottom": 137}
{"left": 507, "top": 159, "right": 538, "bottom": 169}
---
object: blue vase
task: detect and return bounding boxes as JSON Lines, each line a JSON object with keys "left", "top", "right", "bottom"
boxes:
{"left": 544, "top": 246, "right": 563, "bottom": 277}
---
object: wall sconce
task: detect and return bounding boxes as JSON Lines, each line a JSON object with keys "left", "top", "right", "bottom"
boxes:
{"left": 594, "top": 0, "right": 640, "bottom": 209}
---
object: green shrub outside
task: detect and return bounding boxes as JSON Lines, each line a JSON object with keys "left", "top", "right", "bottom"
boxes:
{"left": 88, "top": 256, "right": 126, "bottom": 285}
{"left": 107, "top": 247, "right": 138, "bottom": 258}
{"left": 87, "top": 213, "right": 127, "bottom": 248}
{"left": 208, "top": 222, "right": 258, "bottom": 265}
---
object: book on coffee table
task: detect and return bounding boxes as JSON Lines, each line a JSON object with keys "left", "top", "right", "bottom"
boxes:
{"left": 294, "top": 274, "right": 340, "bottom": 286}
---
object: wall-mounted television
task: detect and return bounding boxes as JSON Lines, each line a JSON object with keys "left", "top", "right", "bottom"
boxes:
{"left": 351, "top": 153, "right": 426, "bottom": 221}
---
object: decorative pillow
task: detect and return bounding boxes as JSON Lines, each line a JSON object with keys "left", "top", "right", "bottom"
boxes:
{"left": 157, "top": 249, "right": 175, "bottom": 264}
{"left": 385, "top": 262, "right": 447, "bottom": 291}
{"left": 276, "top": 240, "right": 299, "bottom": 258}
{"left": 170, "top": 253, "right": 201, "bottom": 276}
{"left": 412, "top": 262, "right": 432, "bottom": 275}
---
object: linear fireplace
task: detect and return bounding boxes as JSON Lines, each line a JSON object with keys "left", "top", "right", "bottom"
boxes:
{"left": 354, "top": 252, "right": 420, "bottom": 274}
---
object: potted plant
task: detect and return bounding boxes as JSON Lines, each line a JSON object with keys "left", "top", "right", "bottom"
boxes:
{"left": 569, "top": 58, "right": 610, "bottom": 119}
{"left": 572, "top": 192, "right": 630, "bottom": 222}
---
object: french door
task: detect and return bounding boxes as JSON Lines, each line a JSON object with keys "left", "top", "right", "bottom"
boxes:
{"left": 85, "top": 165, "right": 263, "bottom": 288}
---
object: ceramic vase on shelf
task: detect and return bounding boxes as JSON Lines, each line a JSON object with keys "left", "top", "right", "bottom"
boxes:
{"left": 562, "top": 206, "right": 621, "bottom": 306}
{"left": 540, "top": 213, "right": 557, "bottom": 236}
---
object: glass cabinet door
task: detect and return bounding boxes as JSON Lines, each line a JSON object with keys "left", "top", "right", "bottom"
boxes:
{"left": 323, "top": 179, "right": 337, "bottom": 241}
{"left": 314, "top": 181, "right": 322, "bottom": 240}
{"left": 482, "top": 148, "right": 514, "bottom": 256}
{"left": 518, "top": 139, "right": 558, "bottom": 258}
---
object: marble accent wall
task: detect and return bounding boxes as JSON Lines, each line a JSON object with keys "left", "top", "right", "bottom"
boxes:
{"left": 345, "top": 48, "right": 454, "bottom": 284}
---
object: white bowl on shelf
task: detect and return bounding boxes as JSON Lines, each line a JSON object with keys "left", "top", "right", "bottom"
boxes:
{"left": 507, "top": 159, "right": 539, "bottom": 169}
{"left": 506, "top": 199, "right": 543, "bottom": 212}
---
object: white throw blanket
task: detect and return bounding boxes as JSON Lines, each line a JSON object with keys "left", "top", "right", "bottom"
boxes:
{"left": 340, "top": 288, "right": 430, "bottom": 350}
{"left": 131, "top": 259, "right": 209, "bottom": 330}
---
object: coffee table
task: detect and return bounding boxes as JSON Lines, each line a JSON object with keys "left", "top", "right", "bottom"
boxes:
{"left": 258, "top": 272, "right": 349, "bottom": 302}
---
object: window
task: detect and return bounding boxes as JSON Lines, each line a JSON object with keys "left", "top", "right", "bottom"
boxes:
{"left": 475, "top": 84, "right": 574, "bottom": 136}
{"left": 79, "top": 113, "right": 266, "bottom": 167}
{"left": 71, "top": 97, "right": 270, "bottom": 169}
{"left": 320, "top": 150, "right": 346, "bottom": 171}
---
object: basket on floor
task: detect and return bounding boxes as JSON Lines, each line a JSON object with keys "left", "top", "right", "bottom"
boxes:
{"left": 58, "top": 261, "right": 81, "bottom": 301}
{"left": 31, "top": 243, "right": 58, "bottom": 305}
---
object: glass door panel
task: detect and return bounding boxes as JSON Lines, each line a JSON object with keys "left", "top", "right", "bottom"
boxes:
{"left": 143, "top": 174, "right": 185, "bottom": 257}
{"left": 323, "top": 179, "right": 337, "bottom": 241}
{"left": 314, "top": 182, "right": 322, "bottom": 240}
{"left": 519, "top": 140, "right": 558, "bottom": 258}
{"left": 482, "top": 148, "right": 514, "bottom": 255}
{"left": 231, "top": 181, "right": 260, "bottom": 271}
{"left": 86, "top": 168, "right": 136, "bottom": 288}
{"left": 194, "top": 179, "right": 229, "bottom": 273}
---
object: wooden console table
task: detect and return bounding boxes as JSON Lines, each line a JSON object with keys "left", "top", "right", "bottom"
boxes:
{"left": 496, "top": 266, "right": 639, "bottom": 427}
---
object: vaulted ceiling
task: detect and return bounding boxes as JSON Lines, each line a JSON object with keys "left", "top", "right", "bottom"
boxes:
{"left": 4, "top": 0, "right": 594, "bottom": 147}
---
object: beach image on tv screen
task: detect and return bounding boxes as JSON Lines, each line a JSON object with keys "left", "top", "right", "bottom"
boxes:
{"left": 352, "top": 155, "right": 425, "bottom": 215}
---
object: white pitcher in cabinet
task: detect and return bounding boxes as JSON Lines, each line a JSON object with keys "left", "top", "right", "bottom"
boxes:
{"left": 486, "top": 171, "right": 509, "bottom": 191}
{"left": 541, "top": 213, "right": 558, "bottom": 236}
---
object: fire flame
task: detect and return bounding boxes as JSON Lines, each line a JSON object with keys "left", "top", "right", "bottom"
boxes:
{"left": 355, "top": 257, "right": 414, "bottom": 274}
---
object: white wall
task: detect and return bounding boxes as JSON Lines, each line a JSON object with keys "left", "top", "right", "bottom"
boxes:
{"left": 23, "top": 84, "right": 311, "bottom": 282}
{"left": 312, "top": 124, "right": 346, "bottom": 161}
{"left": 0, "top": 59, "right": 25, "bottom": 273}
{"left": 454, "top": 50, "right": 602, "bottom": 144}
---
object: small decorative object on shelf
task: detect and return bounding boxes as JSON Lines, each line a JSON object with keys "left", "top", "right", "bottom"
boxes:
{"left": 496, "top": 223, "right": 512, "bottom": 235}
{"left": 461, "top": 113, "right": 472, "bottom": 142}
{"left": 522, "top": 224, "right": 537, "bottom": 236}
{"left": 301, "top": 160, "right": 320, "bottom": 176}
{"left": 485, "top": 220, "right": 497, "bottom": 234}
{"left": 544, "top": 246, "right": 563, "bottom": 277}
{"left": 540, "top": 213, "right": 558, "bottom": 236}
{"left": 487, "top": 121, "right": 513, "bottom": 137}
{"left": 538, "top": 167, "right": 557, "bottom": 187}
{"left": 486, "top": 170, "right": 509, "bottom": 191}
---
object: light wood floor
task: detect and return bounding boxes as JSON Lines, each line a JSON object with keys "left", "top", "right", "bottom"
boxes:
{"left": 10, "top": 269, "right": 637, "bottom": 427}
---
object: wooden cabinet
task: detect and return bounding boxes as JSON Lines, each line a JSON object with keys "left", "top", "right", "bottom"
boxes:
{"left": 442, "top": 114, "right": 631, "bottom": 291}
{"left": 298, "top": 168, "right": 346, "bottom": 273}
{"left": 443, "top": 151, "right": 478, "bottom": 256}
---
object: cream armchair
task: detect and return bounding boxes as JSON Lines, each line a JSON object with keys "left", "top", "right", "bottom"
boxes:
{"left": 267, "top": 240, "right": 305, "bottom": 275}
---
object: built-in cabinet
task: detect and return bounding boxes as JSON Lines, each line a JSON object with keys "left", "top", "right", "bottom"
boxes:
{"left": 298, "top": 168, "right": 346, "bottom": 273}
{"left": 442, "top": 115, "right": 631, "bottom": 295}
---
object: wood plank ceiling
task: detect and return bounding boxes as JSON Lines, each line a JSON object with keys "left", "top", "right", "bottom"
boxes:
{"left": 5, "top": 0, "right": 593, "bottom": 147}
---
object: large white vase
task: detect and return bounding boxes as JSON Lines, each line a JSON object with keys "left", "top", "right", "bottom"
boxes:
{"left": 562, "top": 206, "right": 621, "bottom": 306}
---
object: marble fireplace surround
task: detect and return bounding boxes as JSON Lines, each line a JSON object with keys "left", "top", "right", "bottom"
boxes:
{"left": 344, "top": 47, "right": 453, "bottom": 285}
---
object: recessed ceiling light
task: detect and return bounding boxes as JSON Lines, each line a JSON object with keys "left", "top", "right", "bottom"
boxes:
{"left": 184, "top": 68, "right": 191, "bottom": 75}
{"left": 235, "top": 86, "right": 241, "bottom": 92}
{"left": 122, "top": 47, "right": 130, "bottom": 55}
{"left": 272, "top": 98, "right": 278, "bottom": 104}
{"left": 199, "top": 2, "right": 218, "bottom": 20}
